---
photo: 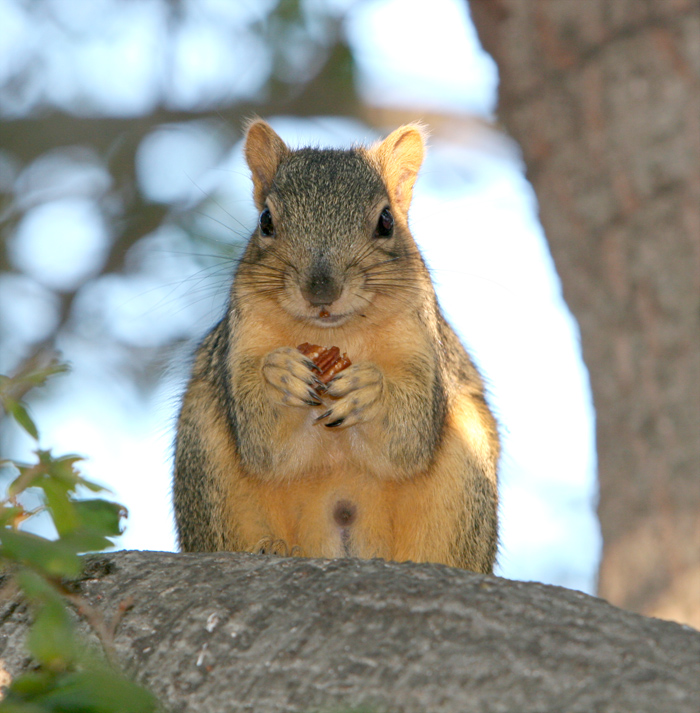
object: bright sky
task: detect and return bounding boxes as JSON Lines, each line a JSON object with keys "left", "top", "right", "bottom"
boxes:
{"left": 1, "top": 0, "right": 600, "bottom": 592}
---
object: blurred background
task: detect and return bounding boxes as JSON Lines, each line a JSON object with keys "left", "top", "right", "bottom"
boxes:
{"left": 6, "top": 0, "right": 691, "bottom": 609}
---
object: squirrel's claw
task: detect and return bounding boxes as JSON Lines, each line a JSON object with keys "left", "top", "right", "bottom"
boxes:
{"left": 254, "top": 537, "right": 305, "bottom": 558}
{"left": 254, "top": 537, "right": 286, "bottom": 556}
{"left": 316, "top": 362, "right": 384, "bottom": 428}
{"left": 301, "top": 357, "right": 322, "bottom": 373}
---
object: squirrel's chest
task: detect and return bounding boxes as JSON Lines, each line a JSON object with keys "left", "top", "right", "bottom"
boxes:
{"left": 271, "top": 406, "right": 366, "bottom": 473}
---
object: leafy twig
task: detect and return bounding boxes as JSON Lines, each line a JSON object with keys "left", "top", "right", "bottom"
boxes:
{"left": 0, "top": 358, "right": 160, "bottom": 712}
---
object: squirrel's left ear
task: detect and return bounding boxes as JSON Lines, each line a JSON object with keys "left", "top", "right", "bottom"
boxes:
{"left": 370, "top": 124, "right": 427, "bottom": 214}
{"left": 244, "top": 118, "right": 290, "bottom": 210}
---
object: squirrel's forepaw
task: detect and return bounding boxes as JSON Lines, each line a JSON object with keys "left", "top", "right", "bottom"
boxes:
{"left": 262, "top": 346, "right": 325, "bottom": 408}
{"left": 317, "top": 362, "right": 384, "bottom": 428}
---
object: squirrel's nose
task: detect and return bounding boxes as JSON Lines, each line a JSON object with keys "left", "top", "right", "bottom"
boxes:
{"left": 301, "top": 267, "right": 341, "bottom": 307}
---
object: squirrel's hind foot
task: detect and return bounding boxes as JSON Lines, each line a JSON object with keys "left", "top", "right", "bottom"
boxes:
{"left": 253, "top": 536, "right": 304, "bottom": 558}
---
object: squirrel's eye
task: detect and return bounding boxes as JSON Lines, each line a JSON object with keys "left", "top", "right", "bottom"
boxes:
{"left": 374, "top": 207, "right": 394, "bottom": 238}
{"left": 259, "top": 208, "right": 274, "bottom": 237}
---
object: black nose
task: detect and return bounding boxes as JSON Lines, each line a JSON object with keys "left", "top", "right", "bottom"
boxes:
{"left": 301, "top": 265, "right": 341, "bottom": 306}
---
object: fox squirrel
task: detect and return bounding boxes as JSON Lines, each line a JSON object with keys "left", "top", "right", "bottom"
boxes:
{"left": 173, "top": 120, "right": 500, "bottom": 573}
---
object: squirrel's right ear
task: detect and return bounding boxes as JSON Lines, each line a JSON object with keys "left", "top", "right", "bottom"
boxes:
{"left": 244, "top": 119, "right": 289, "bottom": 210}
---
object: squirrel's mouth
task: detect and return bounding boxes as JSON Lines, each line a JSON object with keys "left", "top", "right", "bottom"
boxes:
{"left": 311, "top": 307, "right": 352, "bottom": 326}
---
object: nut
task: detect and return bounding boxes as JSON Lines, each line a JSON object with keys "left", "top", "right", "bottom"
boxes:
{"left": 297, "top": 343, "right": 352, "bottom": 385}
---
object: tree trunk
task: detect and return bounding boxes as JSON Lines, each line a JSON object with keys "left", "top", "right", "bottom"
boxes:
{"left": 2, "top": 552, "right": 700, "bottom": 712}
{"left": 469, "top": 0, "right": 700, "bottom": 628}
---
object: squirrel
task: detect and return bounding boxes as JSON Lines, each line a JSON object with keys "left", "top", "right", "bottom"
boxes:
{"left": 173, "top": 119, "right": 500, "bottom": 574}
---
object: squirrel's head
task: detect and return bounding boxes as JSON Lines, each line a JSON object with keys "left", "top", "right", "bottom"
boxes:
{"left": 238, "top": 119, "right": 428, "bottom": 329}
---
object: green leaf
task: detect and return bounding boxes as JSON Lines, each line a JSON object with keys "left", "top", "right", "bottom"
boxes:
{"left": 58, "top": 531, "right": 113, "bottom": 554}
{"left": 26, "top": 599, "right": 79, "bottom": 671}
{"left": 74, "top": 500, "right": 125, "bottom": 539}
{"left": 0, "top": 359, "right": 69, "bottom": 400}
{"left": 1, "top": 670, "right": 56, "bottom": 697}
{"left": 44, "top": 454, "right": 84, "bottom": 491}
{"left": 52, "top": 499, "right": 126, "bottom": 554}
{"left": 74, "top": 477, "right": 110, "bottom": 494}
{"left": 0, "top": 670, "right": 58, "bottom": 711}
{"left": 6, "top": 452, "right": 109, "bottom": 502}
{"left": 0, "top": 700, "right": 50, "bottom": 712}
{"left": 45, "top": 498, "right": 125, "bottom": 553}
{"left": 0, "top": 669, "right": 160, "bottom": 713}
{"left": 40, "top": 478, "right": 78, "bottom": 537}
{"left": 14, "top": 570, "right": 80, "bottom": 670}
{"left": 14, "top": 568, "right": 63, "bottom": 603}
{"left": 2, "top": 399, "right": 38, "bottom": 440}
{"left": 25, "top": 360, "right": 69, "bottom": 388}
{"left": 0, "top": 530, "right": 81, "bottom": 578}
{"left": 31, "top": 669, "right": 158, "bottom": 713}
{"left": 5, "top": 573, "right": 158, "bottom": 711}
{"left": 0, "top": 700, "right": 49, "bottom": 713}
{"left": 28, "top": 359, "right": 70, "bottom": 385}
{"left": 0, "top": 506, "right": 24, "bottom": 528}
{"left": 7, "top": 466, "right": 42, "bottom": 498}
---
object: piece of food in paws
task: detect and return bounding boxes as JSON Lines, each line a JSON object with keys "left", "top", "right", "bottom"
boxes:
{"left": 321, "top": 352, "right": 352, "bottom": 384}
{"left": 296, "top": 343, "right": 325, "bottom": 364}
{"left": 297, "top": 343, "right": 352, "bottom": 385}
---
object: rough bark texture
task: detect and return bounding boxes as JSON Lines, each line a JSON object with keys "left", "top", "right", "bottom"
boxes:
{"left": 469, "top": 0, "right": 700, "bottom": 628}
{"left": 1, "top": 551, "right": 700, "bottom": 712}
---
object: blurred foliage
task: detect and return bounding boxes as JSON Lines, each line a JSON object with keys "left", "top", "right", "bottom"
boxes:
{"left": 0, "top": 0, "right": 362, "bottom": 384}
{"left": 0, "top": 358, "right": 160, "bottom": 712}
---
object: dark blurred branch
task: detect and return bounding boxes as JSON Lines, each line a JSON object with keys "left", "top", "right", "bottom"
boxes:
{"left": 0, "top": 37, "right": 362, "bottom": 166}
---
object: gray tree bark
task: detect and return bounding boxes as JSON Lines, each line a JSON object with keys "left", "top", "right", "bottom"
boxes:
{"left": 1, "top": 551, "right": 699, "bottom": 712}
{"left": 469, "top": 0, "right": 700, "bottom": 628}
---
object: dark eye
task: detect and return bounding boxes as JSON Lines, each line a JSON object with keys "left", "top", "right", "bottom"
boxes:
{"left": 259, "top": 208, "right": 274, "bottom": 237}
{"left": 375, "top": 207, "right": 394, "bottom": 238}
